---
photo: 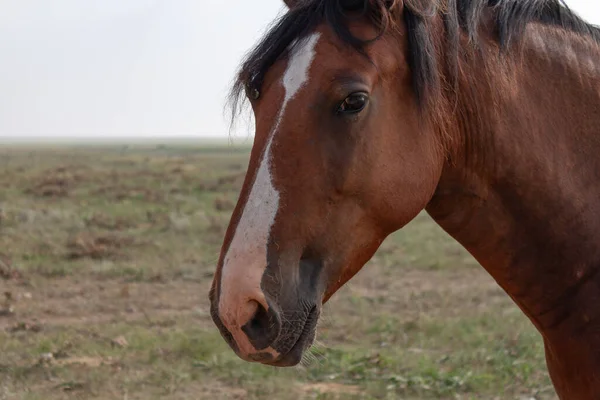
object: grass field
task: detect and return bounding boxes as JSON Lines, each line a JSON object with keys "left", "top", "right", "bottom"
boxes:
{"left": 0, "top": 143, "right": 557, "bottom": 399}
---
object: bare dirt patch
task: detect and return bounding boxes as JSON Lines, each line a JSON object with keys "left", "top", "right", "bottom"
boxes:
{"left": 300, "top": 382, "right": 362, "bottom": 396}
{"left": 0, "top": 253, "right": 21, "bottom": 280}
{"left": 25, "top": 165, "right": 92, "bottom": 198}
{"left": 54, "top": 356, "right": 115, "bottom": 368}
{"left": 65, "top": 232, "right": 138, "bottom": 261}
{"left": 327, "top": 266, "right": 508, "bottom": 325}
{"left": 0, "top": 276, "right": 210, "bottom": 332}
{"left": 200, "top": 172, "right": 247, "bottom": 192}
{"left": 1, "top": 277, "right": 209, "bottom": 332}
{"left": 84, "top": 212, "right": 138, "bottom": 231}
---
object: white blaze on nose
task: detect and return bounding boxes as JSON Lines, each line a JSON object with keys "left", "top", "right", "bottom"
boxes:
{"left": 218, "top": 33, "right": 321, "bottom": 356}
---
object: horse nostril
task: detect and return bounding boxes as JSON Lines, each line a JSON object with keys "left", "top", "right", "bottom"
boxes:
{"left": 242, "top": 300, "right": 280, "bottom": 350}
{"left": 248, "top": 304, "right": 269, "bottom": 334}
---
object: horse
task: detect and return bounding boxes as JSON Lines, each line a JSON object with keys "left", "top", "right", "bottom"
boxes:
{"left": 208, "top": 0, "right": 600, "bottom": 397}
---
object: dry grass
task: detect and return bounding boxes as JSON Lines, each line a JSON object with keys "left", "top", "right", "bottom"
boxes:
{"left": 0, "top": 144, "right": 556, "bottom": 400}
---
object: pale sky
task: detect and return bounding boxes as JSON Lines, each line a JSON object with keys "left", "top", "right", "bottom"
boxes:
{"left": 0, "top": 0, "right": 599, "bottom": 140}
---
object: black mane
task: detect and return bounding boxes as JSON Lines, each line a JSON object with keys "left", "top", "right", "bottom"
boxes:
{"left": 229, "top": 0, "right": 600, "bottom": 121}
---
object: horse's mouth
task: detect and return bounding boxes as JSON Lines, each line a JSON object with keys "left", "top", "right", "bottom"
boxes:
{"left": 265, "top": 306, "right": 319, "bottom": 367}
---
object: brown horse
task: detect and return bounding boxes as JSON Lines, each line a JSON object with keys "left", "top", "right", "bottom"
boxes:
{"left": 209, "top": 0, "right": 600, "bottom": 397}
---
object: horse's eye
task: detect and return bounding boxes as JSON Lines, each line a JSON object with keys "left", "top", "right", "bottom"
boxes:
{"left": 246, "top": 85, "right": 260, "bottom": 101}
{"left": 337, "top": 92, "right": 369, "bottom": 114}
{"left": 245, "top": 77, "right": 261, "bottom": 100}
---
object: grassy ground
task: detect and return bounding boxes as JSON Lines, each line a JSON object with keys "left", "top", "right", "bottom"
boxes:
{"left": 0, "top": 144, "right": 557, "bottom": 399}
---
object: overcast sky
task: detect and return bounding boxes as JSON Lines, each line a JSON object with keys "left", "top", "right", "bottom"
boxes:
{"left": 0, "top": 0, "right": 599, "bottom": 140}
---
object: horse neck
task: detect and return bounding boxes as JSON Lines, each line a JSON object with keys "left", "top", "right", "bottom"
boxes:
{"left": 427, "top": 23, "right": 600, "bottom": 393}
